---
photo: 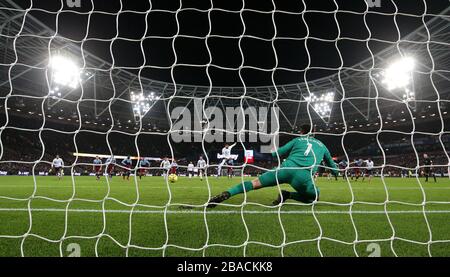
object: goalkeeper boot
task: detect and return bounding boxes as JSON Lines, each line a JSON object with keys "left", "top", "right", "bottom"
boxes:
{"left": 272, "top": 190, "right": 290, "bottom": 206}
{"left": 207, "top": 191, "right": 231, "bottom": 208}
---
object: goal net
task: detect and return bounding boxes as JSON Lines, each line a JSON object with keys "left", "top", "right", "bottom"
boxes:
{"left": 0, "top": 0, "right": 449, "bottom": 257}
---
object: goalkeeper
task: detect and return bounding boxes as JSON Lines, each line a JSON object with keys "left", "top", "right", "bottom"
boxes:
{"left": 208, "top": 125, "right": 338, "bottom": 207}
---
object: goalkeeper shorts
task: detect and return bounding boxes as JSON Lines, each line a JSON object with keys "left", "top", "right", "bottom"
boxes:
{"left": 258, "top": 167, "right": 319, "bottom": 202}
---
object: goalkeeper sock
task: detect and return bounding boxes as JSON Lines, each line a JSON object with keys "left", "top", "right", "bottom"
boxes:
{"left": 289, "top": 192, "right": 316, "bottom": 204}
{"left": 227, "top": 181, "right": 254, "bottom": 197}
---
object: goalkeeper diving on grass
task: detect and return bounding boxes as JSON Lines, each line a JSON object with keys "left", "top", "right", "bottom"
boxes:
{"left": 207, "top": 125, "right": 338, "bottom": 207}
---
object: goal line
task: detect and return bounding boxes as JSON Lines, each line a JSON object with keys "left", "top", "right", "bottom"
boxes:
{"left": 0, "top": 208, "right": 449, "bottom": 215}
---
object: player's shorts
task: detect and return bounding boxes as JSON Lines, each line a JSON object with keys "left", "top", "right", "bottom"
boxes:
{"left": 354, "top": 168, "right": 360, "bottom": 175}
{"left": 94, "top": 166, "right": 101, "bottom": 173}
{"left": 139, "top": 168, "right": 146, "bottom": 174}
{"left": 170, "top": 167, "right": 177, "bottom": 174}
{"left": 258, "top": 162, "right": 319, "bottom": 204}
{"left": 123, "top": 166, "right": 131, "bottom": 176}
{"left": 366, "top": 169, "right": 373, "bottom": 175}
{"left": 188, "top": 170, "right": 193, "bottom": 175}
{"left": 107, "top": 164, "right": 114, "bottom": 173}
{"left": 226, "top": 159, "right": 234, "bottom": 166}
{"left": 54, "top": 167, "right": 62, "bottom": 174}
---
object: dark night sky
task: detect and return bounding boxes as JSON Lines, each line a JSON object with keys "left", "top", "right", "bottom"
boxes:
{"left": 13, "top": 0, "right": 450, "bottom": 86}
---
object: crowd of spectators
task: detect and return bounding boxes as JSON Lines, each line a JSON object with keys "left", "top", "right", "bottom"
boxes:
{"left": 0, "top": 124, "right": 448, "bottom": 177}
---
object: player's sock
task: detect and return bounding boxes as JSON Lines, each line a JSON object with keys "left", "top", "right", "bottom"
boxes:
{"left": 227, "top": 181, "right": 254, "bottom": 196}
{"left": 289, "top": 192, "right": 317, "bottom": 204}
{"left": 207, "top": 191, "right": 231, "bottom": 208}
{"left": 272, "top": 190, "right": 291, "bottom": 206}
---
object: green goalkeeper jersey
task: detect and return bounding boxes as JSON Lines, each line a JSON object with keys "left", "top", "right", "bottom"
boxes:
{"left": 271, "top": 136, "right": 338, "bottom": 175}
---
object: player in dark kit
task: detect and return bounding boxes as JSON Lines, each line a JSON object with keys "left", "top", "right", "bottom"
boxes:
{"left": 106, "top": 156, "right": 116, "bottom": 179}
{"left": 93, "top": 156, "right": 102, "bottom": 180}
{"left": 339, "top": 160, "right": 348, "bottom": 180}
{"left": 121, "top": 156, "right": 133, "bottom": 181}
{"left": 138, "top": 157, "right": 151, "bottom": 179}
{"left": 423, "top": 153, "right": 436, "bottom": 182}
{"left": 351, "top": 159, "right": 363, "bottom": 181}
{"left": 170, "top": 159, "right": 178, "bottom": 175}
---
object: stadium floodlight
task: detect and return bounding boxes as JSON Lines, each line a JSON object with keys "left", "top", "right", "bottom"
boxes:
{"left": 305, "top": 91, "right": 335, "bottom": 119}
{"left": 49, "top": 55, "right": 81, "bottom": 89}
{"left": 381, "top": 57, "right": 415, "bottom": 92}
{"left": 131, "top": 91, "right": 160, "bottom": 118}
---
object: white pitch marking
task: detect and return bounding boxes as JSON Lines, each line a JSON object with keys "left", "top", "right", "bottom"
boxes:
{"left": 0, "top": 208, "right": 449, "bottom": 215}
{"left": 0, "top": 185, "right": 449, "bottom": 190}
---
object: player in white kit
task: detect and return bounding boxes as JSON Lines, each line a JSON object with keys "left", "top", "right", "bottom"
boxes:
{"left": 362, "top": 158, "right": 374, "bottom": 184}
{"left": 160, "top": 157, "right": 171, "bottom": 179}
{"left": 187, "top": 162, "right": 194, "bottom": 178}
{"left": 51, "top": 155, "right": 64, "bottom": 180}
{"left": 197, "top": 156, "right": 207, "bottom": 180}
{"left": 217, "top": 143, "right": 236, "bottom": 178}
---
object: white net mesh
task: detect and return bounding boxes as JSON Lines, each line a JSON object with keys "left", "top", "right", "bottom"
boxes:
{"left": 0, "top": 0, "right": 449, "bottom": 257}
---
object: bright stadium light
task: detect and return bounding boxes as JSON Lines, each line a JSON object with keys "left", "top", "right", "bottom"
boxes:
{"left": 130, "top": 91, "right": 160, "bottom": 119}
{"left": 49, "top": 55, "right": 81, "bottom": 89}
{"left": 381, "top": 57, "right": 415, "bottom": 92}
{"left": 306, "top": 91, "right": 335, "bottom": 119}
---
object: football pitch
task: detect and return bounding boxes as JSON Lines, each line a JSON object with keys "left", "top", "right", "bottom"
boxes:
{"left": 0, "top": 175, "right": 449, "bottom": 257}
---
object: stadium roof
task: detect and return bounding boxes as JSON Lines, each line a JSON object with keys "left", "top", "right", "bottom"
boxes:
{"left": 0, "top": 0, "right": 449, "bottom": 132}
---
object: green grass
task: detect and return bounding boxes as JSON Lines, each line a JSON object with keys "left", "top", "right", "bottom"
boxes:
{"left": 0, "top": 175, "right": 449, "bottom": 257}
